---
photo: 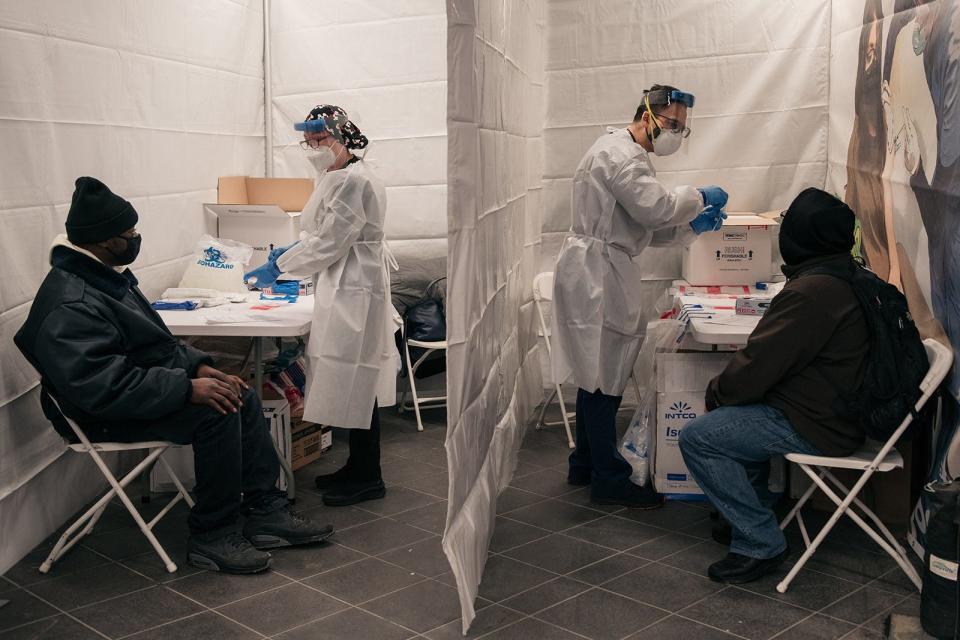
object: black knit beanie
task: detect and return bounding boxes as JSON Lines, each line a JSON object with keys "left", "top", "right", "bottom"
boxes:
{"left": 65, "top": 177, "right": 139, "bottom": 244}
{"left": 779, "top": 187, "right": 855, "bottom": 265}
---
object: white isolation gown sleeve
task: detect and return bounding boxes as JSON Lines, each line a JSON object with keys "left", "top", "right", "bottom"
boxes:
{"left": 649, "top": 223, "right": 697, "bottom": 247}
{"left": 276, "top": 173, "right": 366, "bottom": 277}
{"left": 607, "top": 154, "right": 703, "bottom": 230}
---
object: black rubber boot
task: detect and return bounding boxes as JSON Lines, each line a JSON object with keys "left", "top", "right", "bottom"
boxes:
{"left": 567, "top": 468, "right": 592, "bottom": 487}
{"left": 315, "top": 465, "right": 356, "bottom": 492}
{"left": 707, "top": 547, "right": 790, "bottom": 584}
{"left": 187, "top": 530, "right": 272, "bottom": 574}
{"left": 243, "top": 504, "right": 334, "bottom": 550}
{"left": 322, "top": 479, "right": 386, "bottom": 507}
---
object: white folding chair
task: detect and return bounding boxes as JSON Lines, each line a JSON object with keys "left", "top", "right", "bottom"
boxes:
{"left": 777, "top": 339, "right": 953, "bottom": 593}
{"left": 399, "top": 326, "right": 448, "bottom": 432}
{"left": 40, "top": 395, "right": 195, "bottom": 574}
{"left": 532, "top": 272, "right": 643, "bottom": 450}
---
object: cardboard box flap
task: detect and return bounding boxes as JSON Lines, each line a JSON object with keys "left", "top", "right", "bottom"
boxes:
{"left": 217, "top": 176, "right": 314, "bottom": 212}
{"left": 206, "top": 204, "right": 298, "bottom": 220}
{"left": 722, "top": 214, "right": 778, "bottom": 227}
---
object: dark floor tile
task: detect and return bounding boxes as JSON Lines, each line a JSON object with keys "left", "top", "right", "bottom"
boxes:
{"left": 425, "top": 604, "right": 522, "bottom": 639}
{"left": 3, "top": 545, "right": 111, "bottom": 587}
{"left": 300, "top": 504, "right": 380, "bottom": 533}
{"left": 0, "top": 615, "right": 102, "bottom": 639}
{"left": 306, "top": 557, "right": 424, "bottom": 604}
{"left": 275, "top": 606, "right": 416, "bottom": 640}
{"left": 516, "top": 446, "right": 571, "bottom": 470}
{"left": 391, "top": 501, "right": 448, "bottom": 535}
{"left": 379, "top": 536, "right": 451, "bottom": 578}
{"left": 862, "top": 594, "right": 920, "bottom": 634}
{"left": 269, "top": 541, "right": 365, "bottom": 580}
{"left": 381, "top": 459, "right": 446, "bottom": 486}
{"left": 680, "top": 588, "right": 811, "bottom": 640}
{"left": 868, "top": 565, "right": 922, "bottom": 596}
{"left": 564, "top": 515, "right": 662, "bottom": 551}
{"left": 739, "top": 562, "right": 861, "bottom": 611}
{"left": 773, "top": 614, "right": 857, "bottom": 640}
{"left": 659, "top": 539, "right": 730, "bottom": 577}
{"left": 82, "top": 526, "right": 186, "bottom": 562}
{"left": 217, "top": 582, "right": 347, "bottom": 636}
{"left": 400, "top": 470, "right": 449, "bottom": 499}
{"left": 512, "top": 460, "right": 545, "bottom": 478}
{"left": 502, "top": 534, "right": 614, "bottom": 574}
{"left": 617, "top": 501, "right": 711, "bottom": 532}
{"left": 606, "top": 562, "right": 724, "bottom": 611}
{"left": 624, "top": 615, "right": 742, "bottom": 640}
{"left": 0, "top": 588, "right": 58, "bottom": 632}
{"left": 500, "top": 577, "right": 590, "bottom": 615}
{"left": 803, "top": 543, "right": 897, "bottom": 585}
{"left": 489, "top": 517, "right": 551, "bottom": 553}
{"left": 496, "top": 488, "right": 543, "bottom": 515}
{"left": 121, "top": 551, "right": 203, "bottom": 583}
{"left": 567, "top": 553, "right": 648, "bottom": 586}
{"left": 536, "top": 587, "right": 667, "bottom": 640}
{"left": 334, "top": 518, "right": 434, "bottom": 555}
{"left": 510, "top": 469, "right": 579, "bottom": 499}
{"left": 629, "top": 532, "right": 703, "bottom": 560}
{"left": 505, "top": 500, "right": 604, "bottom": 532}
{"left": 839, "top": 628, "right": 883, "bottom": 639}
{"left": 361, "top": 580, "right": 462, "bottom": 634}
{"left": 556, "top": 487, "right": 625, "bottom": 514}
{"left": 291, "top": 488, "right": 327, "bottom": 510}
{"left": 821, "top": 586, "right": 907, "bottom": 625}
{"left": 474, "top": 556, "right": 554, "bottom": 603}
{"left": 124, "top": 611, "right": 259, "bottom": 639}
{"left": 356, "top": 487, "right": 440, "bottom": 518}
{"left": 482, "top": 617, "right": 583, "bottom": 639}
{"left": 167, "top": 567, "right": 290, "bottom": 608}
{"left": 71, "top": 585, "right": 202, "bottom": 638}
{"left": 27, "top": 563, "right": 152, "bottom": 611}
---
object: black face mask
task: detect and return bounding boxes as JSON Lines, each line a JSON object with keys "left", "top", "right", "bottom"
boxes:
{"left": 107, "top": 234, "right": 142, "bottom": 265}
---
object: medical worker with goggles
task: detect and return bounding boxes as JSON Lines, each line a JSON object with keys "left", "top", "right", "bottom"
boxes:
{"left": 245, "top": 105, "right": 399, "bottom": 507}
{"left": 552, "top": 84, "right": 728, "bottom": 509}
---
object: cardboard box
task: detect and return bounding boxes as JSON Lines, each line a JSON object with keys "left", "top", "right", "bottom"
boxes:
{"left": 735, "top": 297, "right": 771, "bottom": 316}
{"left": 653, "top": 353, "right": 732, "bottom": 494}
{"left": 209, "top": 176, "right": 314, "bottom": 266}
{"left": 683, "top": 215, "right": 777, "bottom": 286}
{"left": 291, "top": 420, "right": 332, "bottom": 470}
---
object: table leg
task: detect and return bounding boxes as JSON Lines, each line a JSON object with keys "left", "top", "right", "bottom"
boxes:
{"left": 254, "top": 337, "right": 296, "bottom": 500}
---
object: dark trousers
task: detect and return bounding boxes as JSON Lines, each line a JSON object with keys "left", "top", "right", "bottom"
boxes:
{"left": 89, "top": 387, "right": 287, "bottom": 534}
{"left": 344, "top": 401, "right": 382, "bottom": 482}
{"left": 568, "top": 388, "right": 633, "bottom": 496}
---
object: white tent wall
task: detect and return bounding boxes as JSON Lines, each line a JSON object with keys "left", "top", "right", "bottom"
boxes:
{"left": 0, "top": 0, "right": 265, "bottom": 574}
{"left": 445, "top": 0, "right": 546, "bottom": 631}
{"left": 541, "top": 0, "right": 833, "bottom": 278}
{"left": 268, "top": 1, "right": 449, "bottom": 301}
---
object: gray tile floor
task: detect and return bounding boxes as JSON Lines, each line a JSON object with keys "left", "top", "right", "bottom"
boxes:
{"left": 1, "top": 407, "right": 921, "bottom": 639}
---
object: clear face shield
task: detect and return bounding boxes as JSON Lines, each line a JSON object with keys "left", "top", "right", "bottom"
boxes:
{"left": 644, "top": 89, "right": 694, "bottom": 156}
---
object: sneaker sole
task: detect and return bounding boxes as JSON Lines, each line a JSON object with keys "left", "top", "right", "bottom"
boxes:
{"left": 322, "top": 486, "right": 386, "bottom": 507}
{"left": 708, "top": 550, "right": 790, "bottom": 584}
{"left": 187, "top": 552, "right": 271, "bottom": 574}
{"left": 249, "top": 527, "right": 335, "bottom": 550}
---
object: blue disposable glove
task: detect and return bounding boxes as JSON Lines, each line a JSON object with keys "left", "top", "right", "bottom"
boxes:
{"left": 268, "top": 242, "right": 298, "bottom": 265}
{"left": 244, "top": 261, "right": 282, "bottom": 289}
{"left": 697, "top": 185, "right": 729, "bottom": 210}
{"left": 689, "top": 205, "right": 727, "bottom": 235}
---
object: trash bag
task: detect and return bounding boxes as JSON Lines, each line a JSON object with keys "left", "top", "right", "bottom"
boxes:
{"left": 921, "top": 480, "right": 960, "bottom": 639}
{"left": 177, "top": 235, "right": 254, "bottom": 294}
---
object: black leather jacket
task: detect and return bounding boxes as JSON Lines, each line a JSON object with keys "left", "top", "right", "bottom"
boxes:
{"left": 15, "top": 246, "right": 212, "bottom": 438}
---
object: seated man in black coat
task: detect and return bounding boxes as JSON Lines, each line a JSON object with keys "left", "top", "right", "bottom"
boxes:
{"left": 15, "top": 177, "right": 332, "bottom": 574}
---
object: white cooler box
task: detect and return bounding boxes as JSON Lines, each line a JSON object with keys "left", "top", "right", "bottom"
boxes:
{"left": 150, "top": 399, "right": 292, "bottom": 493}
{"left": 653, "top": 352, "right": 732, "bottom": 495}
{"left": 682, "top": 215, "right": 778, "bottom": 286}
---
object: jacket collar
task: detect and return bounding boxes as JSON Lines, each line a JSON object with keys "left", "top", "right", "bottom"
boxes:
{"left": 782, "top": 253, "right": 855, "bottom": 280}
{"left": 51, "top": 245, "right": 138, "bottom": 301}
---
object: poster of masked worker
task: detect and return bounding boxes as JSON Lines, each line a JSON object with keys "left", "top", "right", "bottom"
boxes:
{"left": 828, "top": 0, "right": 960, "bottom": 551}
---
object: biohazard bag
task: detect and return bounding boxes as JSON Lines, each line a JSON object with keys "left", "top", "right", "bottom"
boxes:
{"left": 177, "top": 235, "right": 254, "bottom": 294}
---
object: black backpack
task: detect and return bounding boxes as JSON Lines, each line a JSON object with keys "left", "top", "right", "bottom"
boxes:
{"left": 808, "top": 260, "right": 930, "bottom": 442}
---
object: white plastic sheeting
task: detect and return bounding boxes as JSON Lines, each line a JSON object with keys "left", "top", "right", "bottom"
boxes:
{"left": 268, "top": 1, "right": 449, "bottom": 298}
{"left": 445, "top": 0, "right": 546, "bottom": 631}
{"left": 541, "top": 0, "right": 832, "bottom": 277}
{"left": 0, "top": 0, "right": 265, "bottom": 574}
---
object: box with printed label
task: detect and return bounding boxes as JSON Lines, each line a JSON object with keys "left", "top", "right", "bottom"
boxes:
{"left": 291, "top": 420, "right": 332, "bottom": 470}
{"left": 682, "top": 215, "right": 777, "bottom": 286}
{"left": 653, "top": 353, "right": 732, "bottom": 495}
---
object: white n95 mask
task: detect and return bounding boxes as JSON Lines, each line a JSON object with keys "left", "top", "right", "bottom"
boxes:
{"left": 307, "top": 147, "right": 337, "bottom": 172}
{"left": 652, "top": 129, "right": 683, "bottom": 156}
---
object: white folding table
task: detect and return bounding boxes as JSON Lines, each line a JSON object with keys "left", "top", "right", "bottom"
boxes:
{"left": 158, "top": 296, "right": 315, "bottom": 497}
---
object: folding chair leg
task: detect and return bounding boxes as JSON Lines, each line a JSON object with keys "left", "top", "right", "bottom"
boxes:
{"left": 821, "top": 469, "right": 907, "bottom": 557}
{"left": 780, "top": 475, "right": 819, "bottom": 533}
{"left": 536, "top": 388, "right": 558, "bottom": 430}
{"left": 555, "top": 384, "right": 574, "bottom": 449}
{"left": 405, "top": 344, "right": 424, "bottom": 432}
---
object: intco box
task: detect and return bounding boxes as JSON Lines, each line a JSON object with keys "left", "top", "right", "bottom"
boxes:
{"left": 653, "top": 352, "right": 732, "bottom": 495}
{"left": 291, "top": 420, "right": 333, "bottom": 471}
{"left": 207, "top": 176, "right": 314, "bottom": 267}
{"left": 682, "top": 214, "right": 778, "bottom": 286}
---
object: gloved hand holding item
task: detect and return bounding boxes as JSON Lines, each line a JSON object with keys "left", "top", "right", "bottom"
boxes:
{"left": 697, "top": 185, "right": 729, "bottom": 210}
{"left": 268, "top": 242, "right": 298, "bottom": 264}
{"left": 244, "top": 261, "right": 281, "bottom": 289}
{"left": 689, "top": 205, "right": 727, "bottom": 235}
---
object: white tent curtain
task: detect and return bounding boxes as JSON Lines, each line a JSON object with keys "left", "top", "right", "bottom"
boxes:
{"left": 444, "top": 0, "right": 546, "bottom": 631}
{"left": 0, "top": 0, "right": 265, "bottom": 574}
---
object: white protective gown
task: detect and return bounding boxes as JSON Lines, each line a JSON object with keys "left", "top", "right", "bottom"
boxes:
{"left": 551, "top": 128, "right": 703, "bottom": 396}
{"left": 277, "top": 160, "right": 399, "bottom": 429}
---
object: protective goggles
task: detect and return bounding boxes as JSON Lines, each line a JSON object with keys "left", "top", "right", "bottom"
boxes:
{"left": 645, "top": 88, "right": 696, "bottom": 109}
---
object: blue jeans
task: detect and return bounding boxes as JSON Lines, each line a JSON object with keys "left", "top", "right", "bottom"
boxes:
{"left": 569, "top": 388, "right": 634, "bottom": 497}
{"left": 679, "top": 404, "right": 820, "bottom": 559}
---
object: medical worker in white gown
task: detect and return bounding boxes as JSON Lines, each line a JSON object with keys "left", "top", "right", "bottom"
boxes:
{"left": 245, "top": 105, "right": 399, "bottom": 507}
{"left": 552, "top": 84, "right": 729, "bottom": 509}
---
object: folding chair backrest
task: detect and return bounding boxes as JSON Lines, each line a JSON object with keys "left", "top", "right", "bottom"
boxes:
{"left": 533, "top": 272, "right": 555, "bottom": 302}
